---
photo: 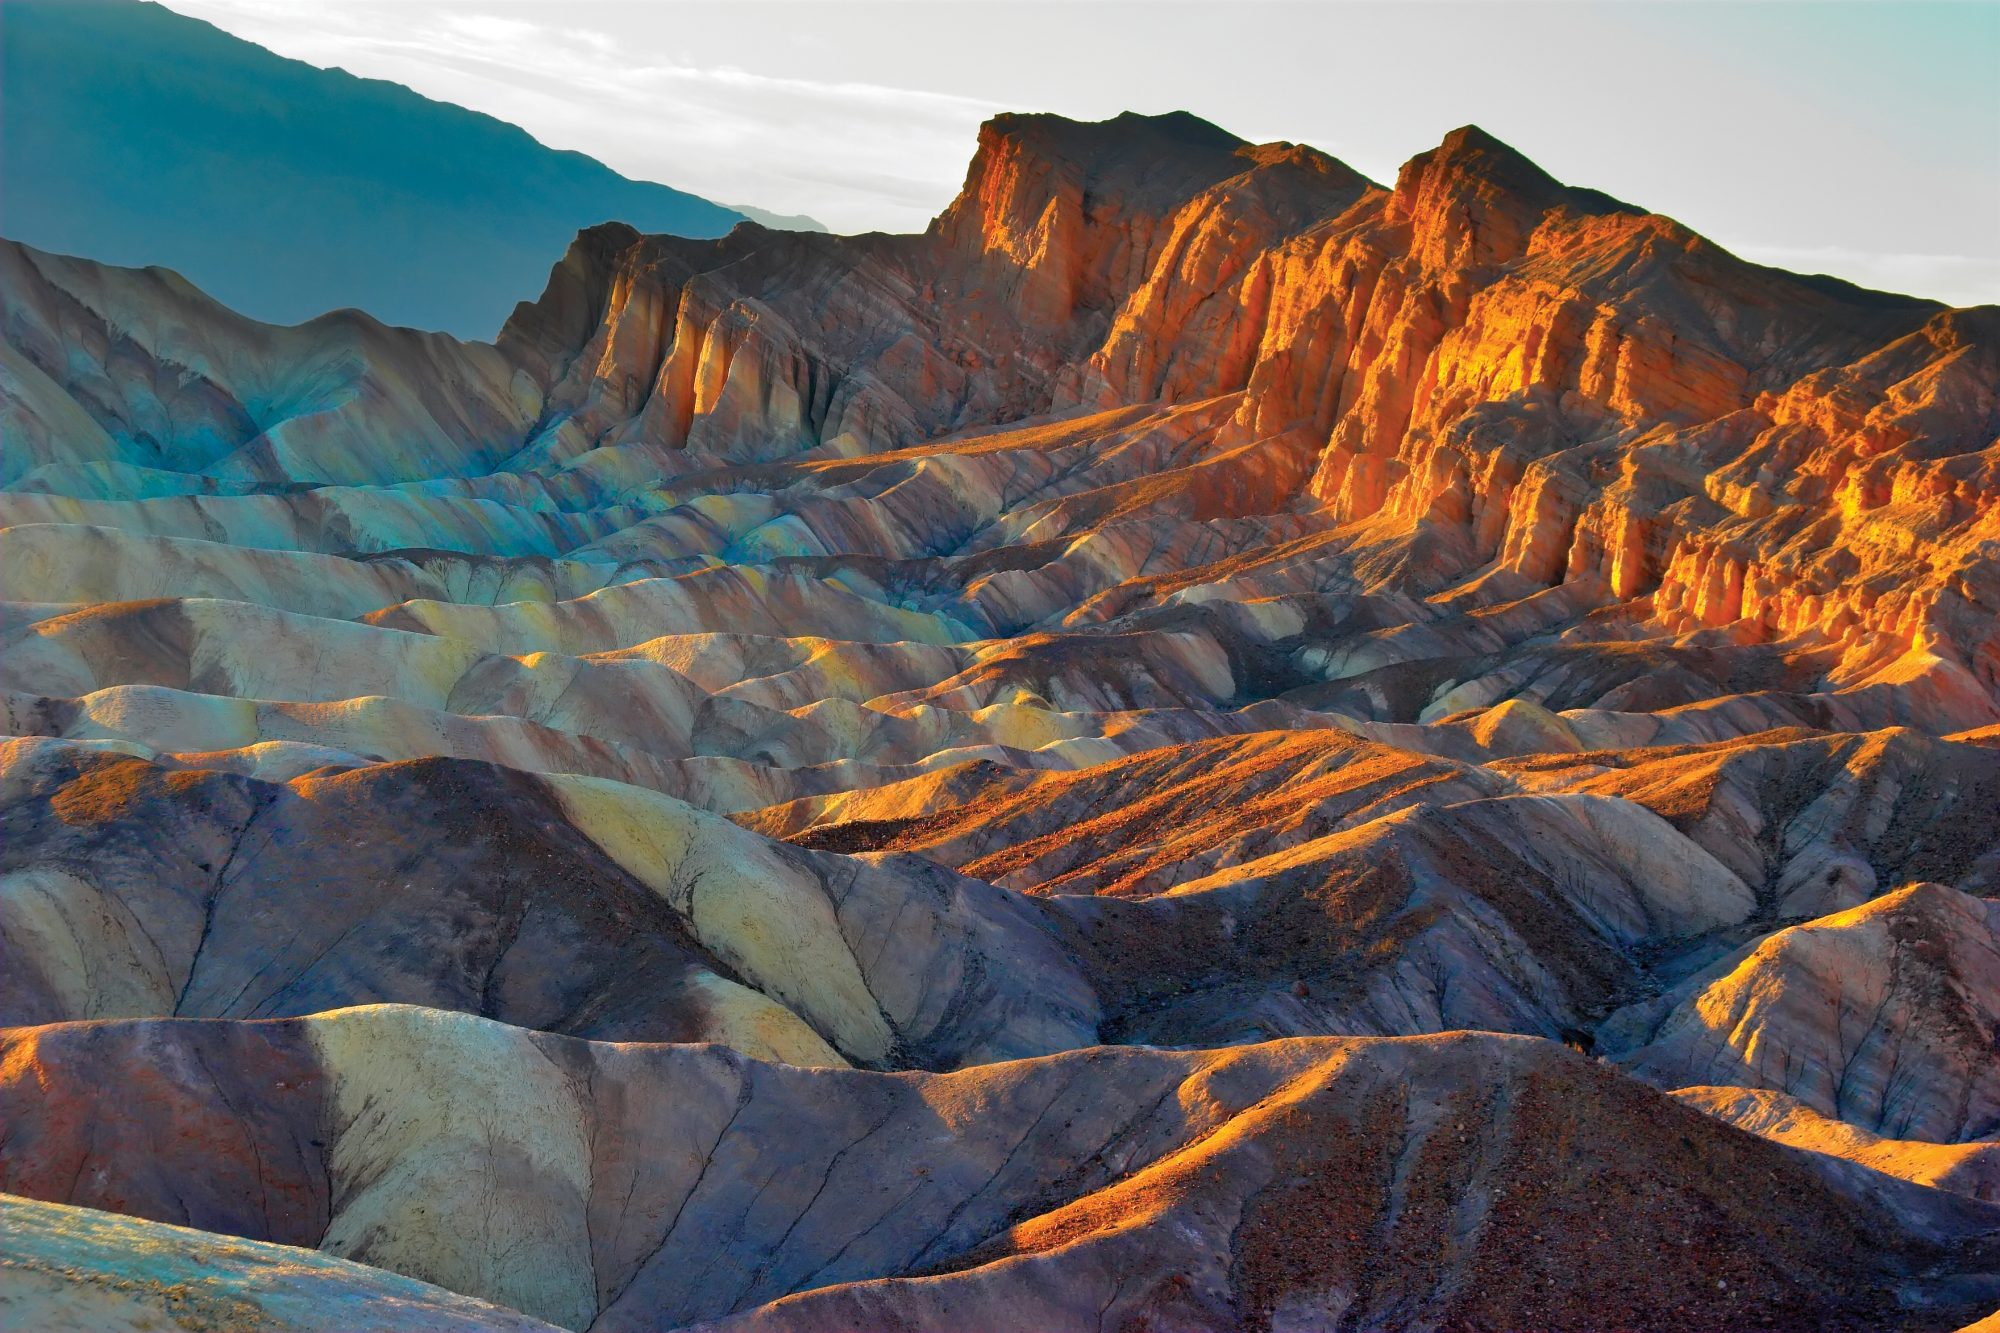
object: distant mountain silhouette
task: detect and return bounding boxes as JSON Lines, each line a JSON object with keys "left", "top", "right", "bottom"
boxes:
{"left": 727, "top": 203, "right": 830, "bottom": 232}
{"left": 0, "top": 0, "right": 749, "bottom": 337}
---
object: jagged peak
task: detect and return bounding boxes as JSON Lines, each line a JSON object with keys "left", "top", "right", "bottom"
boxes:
{"left": 931, "top": 109, "right": 1264, "bottom": 265}
{"left": 1107, "top": 108, "right": 1246, "bottom": 150}
{"left": 944, "top": 109, "right": 1254, "bottom": 209}
{"left": 496, "top": 221, "right": 648, "bottom": 371}
{"left": 570, "top": 219, "right": 645, "bottom": 252}
{"left": 1387, "top": 124, "right": 1641, "bottom": 268}
{"left": 1394, "top": 125, "right": 1566, "bottom": 213}
{"left": 960, "top": 112, "right": 1377, "bottom": 208}
{"left": 970, "top": 112, "right": 1375, "bottom": 190}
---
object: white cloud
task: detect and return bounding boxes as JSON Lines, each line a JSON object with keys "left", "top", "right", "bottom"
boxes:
{"left": 435, "top": 13, "right": 542, "bottom": 45}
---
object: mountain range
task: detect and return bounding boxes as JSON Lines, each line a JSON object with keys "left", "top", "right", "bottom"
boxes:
{"left": 1, "top": 97, "right": 1998, "bottom": 1332}
{"left": 0, "top": 0, "right": 810, "bottom": 336}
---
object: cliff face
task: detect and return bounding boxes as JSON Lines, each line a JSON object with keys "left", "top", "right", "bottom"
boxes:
{"left": 490, "top": 112, "right": 1995, "bottom": 723}
{"left": 493, "top": 113, "right": 1379, "bottom": 466}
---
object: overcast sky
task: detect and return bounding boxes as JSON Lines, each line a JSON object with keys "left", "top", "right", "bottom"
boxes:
{"left": 161, "top": 0, "right": 2000, "bottom": 305}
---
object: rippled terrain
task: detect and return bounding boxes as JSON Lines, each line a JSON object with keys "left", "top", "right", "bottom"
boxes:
{"left": 3, "top": 110, "right": 1998, "bottom": 1331}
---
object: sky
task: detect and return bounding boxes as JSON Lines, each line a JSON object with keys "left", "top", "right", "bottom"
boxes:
{"left": 160, "top": 0, "right": 2000, "bottom": 306}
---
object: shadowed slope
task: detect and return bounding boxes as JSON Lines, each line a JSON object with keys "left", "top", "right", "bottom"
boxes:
{"left": 3, "top": 1009, "right": 1995, "bottom": 1332}
{"left": 0, "top": 739, "right": 1096, "bottom": 1069}
{"left": 1606, "top": 882, "right": 2000, "bottom": 1142}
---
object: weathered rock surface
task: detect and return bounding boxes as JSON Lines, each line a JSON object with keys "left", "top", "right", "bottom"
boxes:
{"left": 5, "top": 1008, "right": 1998, "bottom": 1332}
{"left": 1605, "top": 882, "right": 2000, "bottom": 1142}
{"left": 0, "top": 1192, "right": 563, "bottom": 1332}
{"left": 1675, "top": 1085, "right": 2000, "bottom": 1203}
{"left": 0, "top": 738, "right": 1095, "bottom": 1069}
{"left": 1504, "top": 725, "right": 2000, "bottom": 912}
{"left": 4, "top": 105, "right": 1999, "bottom": 1329}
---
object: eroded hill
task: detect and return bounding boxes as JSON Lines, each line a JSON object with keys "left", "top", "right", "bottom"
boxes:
{"left": 2, "top": 109, "right": 1998, "bottom": 1331}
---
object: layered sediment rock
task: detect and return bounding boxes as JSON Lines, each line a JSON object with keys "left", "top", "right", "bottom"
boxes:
{"left": 4, "top": 1009, "right": 1997, "bottom": 1332}
{"left": 1605, "top": 883, "right": 2000, "bottom": 1142}
{"left": 3, "top": 107, "right": 1998, "bottom": 1329}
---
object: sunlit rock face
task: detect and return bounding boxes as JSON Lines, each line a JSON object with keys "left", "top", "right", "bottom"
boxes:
{"left": 3, "top": 109, "right": 1999, "bottom": 1330}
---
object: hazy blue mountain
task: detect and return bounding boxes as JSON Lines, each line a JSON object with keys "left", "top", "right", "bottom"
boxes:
{"left": 0, "top": 0, "right": 748, "bottom": 337}
{"left": 727, "top": 203, "right": 830, "bottom": 232}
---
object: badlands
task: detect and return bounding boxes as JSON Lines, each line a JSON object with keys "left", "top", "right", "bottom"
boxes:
{"left": 2, "top": 110, "right": 1999, "bottom": 1330}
